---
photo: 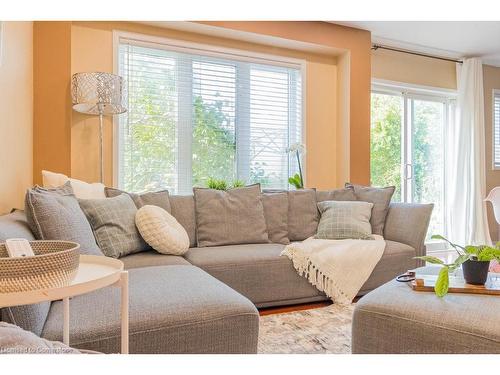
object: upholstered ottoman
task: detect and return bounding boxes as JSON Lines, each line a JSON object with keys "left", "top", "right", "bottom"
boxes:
{"left": 352, "top": 266, "right": 500, "bottom": 354}
{"left": 41, "top": 265, "right": 259, "bottom": 354}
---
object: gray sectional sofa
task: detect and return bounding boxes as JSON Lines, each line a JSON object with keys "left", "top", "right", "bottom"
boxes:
{"left": 0, "top": 191, "right": 433, "bottom": 354}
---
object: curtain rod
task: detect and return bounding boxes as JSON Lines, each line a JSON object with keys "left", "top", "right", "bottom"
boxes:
{"left": 372, "top": 44, "right": 463, "bottom": 64}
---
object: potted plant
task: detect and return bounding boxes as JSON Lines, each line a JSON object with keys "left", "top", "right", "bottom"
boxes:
{"left": 462, "top": 245, "right": 500, "bottom": 285}
{"left": 287, "top": 143, "right": 305, "bottom": 189}
{"left": 206, "top": 178, "right": 245, "bottom": 190}
{"left": 415, "top": 234, "right": 500, "bottom": 296}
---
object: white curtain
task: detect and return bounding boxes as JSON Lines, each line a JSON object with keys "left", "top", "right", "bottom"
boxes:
{"left": 446, "top": 58, "right": 491, "bottom": 245}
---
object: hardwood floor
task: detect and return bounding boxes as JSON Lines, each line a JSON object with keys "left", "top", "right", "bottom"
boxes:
{"left": 259, "top": 301, "right": 332, "bottom": 316}
{"left": 258, "top": 297, "right": 362, "bottom": 316}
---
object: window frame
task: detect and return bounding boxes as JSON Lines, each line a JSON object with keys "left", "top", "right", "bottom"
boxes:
{"left": 112, "top": 30, "right": 307, "bottom": 190}
{"left": 492, "top": 89, "right": 500, "bottom": 170}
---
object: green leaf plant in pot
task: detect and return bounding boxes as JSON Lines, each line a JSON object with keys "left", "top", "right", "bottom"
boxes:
{"left": 416, "top": 235, "right": 500, "bottom": 297}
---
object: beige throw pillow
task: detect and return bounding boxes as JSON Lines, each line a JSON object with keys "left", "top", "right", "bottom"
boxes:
{"left": 135, "top": 205, "right": 190, "bottom": 255}
{"left": 193, "top": 184, "right": 269, "bottom": 247}
{"left": 42, "top": 170, "right": 106, "bottom": 200}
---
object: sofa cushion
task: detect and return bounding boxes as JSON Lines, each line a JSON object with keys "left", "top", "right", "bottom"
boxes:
{"left": 287, "top": 189, "right": 319, "bottom": 241}
{"left": 262, "top": 192, "right": 289, "bottom": 245}
{"left": 346, "top": 184, "right": 395, "bottom": 236}
{"left": 0, "top": 210, "right": 35, "bottom": 241}
{"left": 79, "top": 194, "right": 148, "bottom": 258}
{"left": 359, "top": 240, "right": 416, "bottom": 294}
{"left": 121, "top": 251, "right": 191, "bottom": 269}
{"left": 25, "top": 183, "right": 102, "bottom": 256}
{"left": 316, "top": 186, "right": 357, "bottom": 202}
{"left": 194, "top": 184, "right": 269, "bottom": 247}
{"left": 316, "top": 200, "right": 374, "bottom": 240}
{"left": 105, "top": 187, "right": 171, "bottom": 213}
{"left": 0, "top": 210, "right": 50, "bottom": 337}
{"left": 184, "top": 243, "right": 325, "bottom": 306}
{"left": 169, "top": 195, "right": 197, "bottom": 248}
{"left": 41, "top": 266, "right": 259, "bottom": 354}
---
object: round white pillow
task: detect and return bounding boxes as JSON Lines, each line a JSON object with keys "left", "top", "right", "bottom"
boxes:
{"left": 135, "top": 205, "right": 190, "bottom": 255}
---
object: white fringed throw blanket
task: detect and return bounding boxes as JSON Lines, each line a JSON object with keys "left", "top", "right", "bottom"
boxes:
{"left": 281, "top": 235, "right": 386, "bottom": 304}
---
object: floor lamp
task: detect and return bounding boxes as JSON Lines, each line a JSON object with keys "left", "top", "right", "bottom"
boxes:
{"left": 71, "top": 72, "right": 127, "bottom": 183}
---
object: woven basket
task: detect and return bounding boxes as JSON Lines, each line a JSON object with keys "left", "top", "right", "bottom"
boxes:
{"left": 0, "top": 241, "right": 80, "bottom": 293}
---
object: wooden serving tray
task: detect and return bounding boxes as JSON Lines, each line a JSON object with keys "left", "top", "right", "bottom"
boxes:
{"left": 411, "top": 273, "right": 500, "bottom": 295}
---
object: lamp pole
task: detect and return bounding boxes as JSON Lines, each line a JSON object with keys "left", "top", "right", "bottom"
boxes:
{"left": 98, "top": 103, "right": 104, "bottom": 183}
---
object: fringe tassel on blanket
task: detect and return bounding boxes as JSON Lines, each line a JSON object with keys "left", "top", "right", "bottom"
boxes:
{"left": 284, "top": 247, "right": 353, "bottom": 305}
{"left": 282, "top": 236, "right": 386, "bottom": 306}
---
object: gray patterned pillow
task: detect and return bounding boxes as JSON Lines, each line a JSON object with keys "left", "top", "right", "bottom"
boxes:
{"left": 25, "top": 182, "right": 102, "bottom": 256}
{"left": 79, "top": 194, "right": 148, "bottom": 258}
{"left": 315, "top": 200, "right": 374, "bottom": 240}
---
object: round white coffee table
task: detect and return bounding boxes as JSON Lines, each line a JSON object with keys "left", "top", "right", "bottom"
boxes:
{"left": 0, "top": 255, "right": 129, "bottom": 354}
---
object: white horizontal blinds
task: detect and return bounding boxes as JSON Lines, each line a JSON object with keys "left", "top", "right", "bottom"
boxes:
{"left": 494, "top": 91, "right": 500, "bottom": 169}
{"left": 191, "top": 58, "right": 237, "bottom": 189}
{"left": 246, "top": 64, "right": 302, "bottom": 188}
{"left": 118, "top": 38, "right": 303, "bottom": 193}
{"left": 118, "top": 43, "right": 179, "bottom": 193}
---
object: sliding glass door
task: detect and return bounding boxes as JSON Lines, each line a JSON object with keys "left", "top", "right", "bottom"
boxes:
{"left": 371, "top": 87, "right": 452, "bottom": 244}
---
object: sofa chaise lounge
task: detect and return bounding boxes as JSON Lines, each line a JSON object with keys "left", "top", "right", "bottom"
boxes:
{"left": 0, "top": 190, "right": 433, "bottom": 354}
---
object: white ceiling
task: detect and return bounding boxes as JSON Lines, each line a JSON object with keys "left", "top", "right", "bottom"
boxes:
{"left": 333, "top": 21, "right": 500, "bottom": 66}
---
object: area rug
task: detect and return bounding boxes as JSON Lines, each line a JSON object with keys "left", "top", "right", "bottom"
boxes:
{"left": 258, "top": 304, "right": 354, "bottom": 354}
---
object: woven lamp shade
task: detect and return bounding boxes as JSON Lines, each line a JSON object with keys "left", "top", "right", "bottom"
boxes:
{"left": 71, "top": 72, "right": 127, "bottom": 115}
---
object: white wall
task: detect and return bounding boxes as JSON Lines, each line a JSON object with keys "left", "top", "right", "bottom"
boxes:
{"left": 0, "top": 22, "right": 33, "bottom": 214}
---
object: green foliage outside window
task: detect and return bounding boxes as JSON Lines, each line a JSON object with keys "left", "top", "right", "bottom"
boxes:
{"left": 370, "top": 93, "right": 402, "bottom": 201}
{"left": 124, "top": 92, "right": 273, "bottom": 193}
{"left": 371, "top": 92, "right": 445, "bottom": 236}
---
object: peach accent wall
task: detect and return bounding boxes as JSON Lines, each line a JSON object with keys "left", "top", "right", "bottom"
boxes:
{"left": 33, "top": 22, "right": 72, "bottom": 185}
{"left": 33, "top": 21, "right": 371, "bottom": 190}
{"left": 0, "top": 22, "right": 33, "bottom": 213}
{"left": 69, "top": 22, "right": 342, "bottom": 189}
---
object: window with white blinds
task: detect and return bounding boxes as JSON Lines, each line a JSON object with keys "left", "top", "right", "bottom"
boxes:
{"left": 117, "top": 37, "right": 303, "bottom": 194}
{"left": 494, "top": 89, "right": 500, "bottom": 169}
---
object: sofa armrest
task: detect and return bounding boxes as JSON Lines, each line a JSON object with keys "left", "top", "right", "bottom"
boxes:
{"left": 383, "top": 202, "right": 434, "bottom": 267}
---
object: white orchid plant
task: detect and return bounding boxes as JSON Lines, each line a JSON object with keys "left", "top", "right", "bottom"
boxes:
{"left": 287, "top": 143, "right": 305, "bottom": 189}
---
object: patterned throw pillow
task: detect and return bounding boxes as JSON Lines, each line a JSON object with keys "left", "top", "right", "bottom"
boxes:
{"left": 315, "top": 200, "right": 374, "bottom": 240}
{"left": 79, "top": 194, "right": 148, "bottom": 258}
{"left": 25, "top": 182, "right": 102, "bottom": 256}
